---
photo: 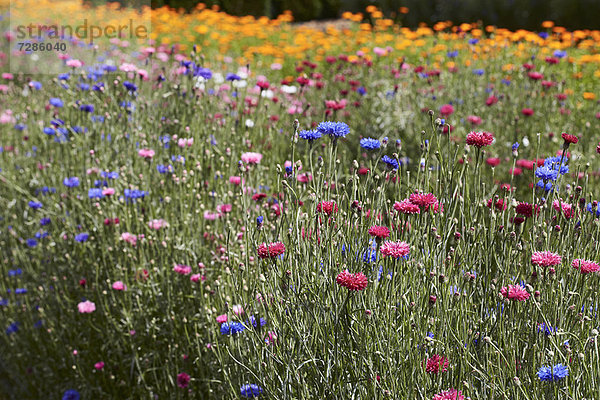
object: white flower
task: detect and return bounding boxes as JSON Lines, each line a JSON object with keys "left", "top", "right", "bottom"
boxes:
{"left": 281, "top": 85, "right": 297, "bottom": 94}
{"left": 245, "top": 119, "right": 255, "bottom": 128}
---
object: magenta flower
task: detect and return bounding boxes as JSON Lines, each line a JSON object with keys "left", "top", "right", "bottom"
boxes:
{"left": 112, "top": 281, "right": 127, "bottom": 291}
{"left": 531, "top": 251, "right": 562, "bottom": 267}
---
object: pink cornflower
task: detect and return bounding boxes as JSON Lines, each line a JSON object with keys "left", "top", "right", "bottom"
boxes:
{"left": 102, "top": 187, "right": 115, "bottom": 196}
{"left": 148, "top": 219, "right": 168, "bottom": 230}
{"left": 177, "top": 372, "right": 190, "bottom": 388}
{"left": 466, "top": 131, "right": 494, "bottom": 148}
{"left": 572, "top": 259, "right": 600, "bottom": 274}
{"left": 531, "top": 251, "right": 562, "bottom": 267}
{"left": 218, "top": 204, "right": 232, "bottom": 214}
{"left": 138, "top": 149, "right": 155, "bottom": 159}
{"left": 216, "top": 314, "right": 228, "bottom": 323}
{"left": 408, "top": 192, "right": 438, "bottom": 210}
{"left": 190, "top": 274, "right": 203, "bottom": 282}
{"left": 77, "top": 300, "right": 96, "bottom": 313}
{"left": 500, "top": 285, "right": 530, "bottom": 301}
{"left": 440, "top": 104, "right": 454, "bottom": 116}
{"left": 229, "top": 176, "right": 243, "bottom": 185}
{"left": 336, "top": 270, "right": 368, "bottom": 291}
{"left": 241, "top": 152, "right": 263, "bottom": 165}
{"left": 121, "top": 232, "right": 138, "bottom": 246}
{"left": 257, "top": 242, "right": 285, "bottom": 259}
{"left": 173, "top": 264, "right": 192, "bottom": 275}
{"left": 368, "top": 226, "right": 390, "bottom": 239}
{"left": 112, "top": 281, "right": 127, "bottom": 291}
{"left": 432, "top": 388, "right": 464, "bottom": 400}
{"left": 317, "top": 201, "right": 338, "bottom": 216}
{"left": 552, "top": 200, "right": 575, "bottom": 219}
{"left": 380, "top": 241, "right": 410, "bottom": 258}
{"left": 177, "top": 138, "right": 193, "bottom": 148}
{"left": 425, "top": 354, "right": 449, "bottom": 374}
{"left": 467, "top": 115, "right": 482, "bottom": 125}
{"left": 66, "top": 59, "right": 83, "bottom": 68}
{"left": 94, "top": 361, "right": 105, "bottom": 370}
{"left": 394, "top": 199, "right": 420, "bottom": 214}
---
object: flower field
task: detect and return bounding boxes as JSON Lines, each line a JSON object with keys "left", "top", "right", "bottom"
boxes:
{"left": 1, "top": 2, "right": 600, "bottom": 399}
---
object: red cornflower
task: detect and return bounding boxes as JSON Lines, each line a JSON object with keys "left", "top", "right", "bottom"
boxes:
{"left": 252, "top": 193, "right": 267, "bottom": 201}
{"left": 177, "top": 372, "right": 191, "bottom": 388}
{"left": 394, "top": 199, "right": 420, "bottom": 214}
{"left": 317, "top": 201, "right": 338, "bottom": 216}
{"left": 380, "top": 240, "right": 410, "bottom": 258}
{"left": 515, "top": 202, "right": 539, "bottom": 217}
{"left": 465, "top": 131, "right": 494, "bottom": 148}
{"left": 500, "top": 284, "right": 530, "bottom": 301}
{"left": 425, "top": 354, "right": 449, "bottom": 374}
{"left": 336, "top": 270, "right": 368, "bottom": 291}
{"left": 561, "top": 132, "right": 578, "bottom": 145}
{"left": 257, "top": 242, "right": 285, "bottom": 259}
{"left": 432, "top": 389, "right": 465, "bottom": 400}
{"left": 596, "top": 142, "right": 600, "bottom": 154}
{"left": 521, "top": 108, "right": 534, "bottom": 116}
{"left": 528, "top": 71, "right": 543, "bottom": 80}
{"left": 531, "top": 251, "right": 562, "bottom": 267}
{"left": 368, "top": 225, "right": 390, "bottom": 239}
{"left": 486, "top": 198, "right": 507, "bottom": 211}
{"left": 486, "top": 157, "right": 500, "bottom": 167}
{"left": 572, "top": 259, "right": 600, "bottom": 274}
{"left": 485, "top": 95, "right": 498, "bottom": 106}
{"left": 409, "top": 192, "right": 438, "bottom": 209}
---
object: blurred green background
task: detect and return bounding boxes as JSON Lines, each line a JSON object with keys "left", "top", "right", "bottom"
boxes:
{"left": 142, "top": 0, "right": 600, "bottom": 30}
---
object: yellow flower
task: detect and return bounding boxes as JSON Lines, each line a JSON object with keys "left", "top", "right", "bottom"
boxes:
{"left": 583, "top": 92, "right": 596, "bottom": 100}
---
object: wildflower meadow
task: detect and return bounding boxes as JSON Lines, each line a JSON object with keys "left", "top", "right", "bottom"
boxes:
{"left": 1, "top": 1, "right": 600, "bottom": 399}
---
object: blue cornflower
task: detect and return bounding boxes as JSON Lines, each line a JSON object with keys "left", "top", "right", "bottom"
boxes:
{"left": 124, "top": 189, "right": 147, "bottom": 200}
{"left": 468, "top": 38, "right": 479, "bottom": 45}
{"left": 75, "top": 233, "right": 89, "bottom": 243}
{"left": 6, "top": 322, "right": 19, "bottom": 335}
{"left": 356, "top": 86, "right": 367, "bottom": 96}
{"left": 63, "top": 177, "right": 80, "bottom": 188}
{"left": 79, "top": 104, "right": 94, "bottom": 113}
{"left": 15, "top": 288, "right": 27, "bottom": 294}
{"left": 553, "top": 50, "right": 567, "bottom": 58}
{"left": 8, "top": 269, "right": 22, "bottom": 277}
{"left": 248, "top": 316, "right": 267, "bottom": 328}
{"left": 538, "top": 32, "right": 549, "bottom": 39}
{"left": 62, "top": 389, "right": 80, "bottom": 400}
{"left": 51, "top": 118, "right": 65, "bottom": 127}
{"left": 586, "top": 202, "right": 600, "bottom": 217}
{"left": 194, "top": 66, "right": 212, "bottom": 80}
{"left": 88, "top": 188, "right": 104, "bottom": 199}
{"left": 298, "top": 129, "right": 322, "bottom": 141}
{"left": 71, "top": 126, "right": 87, "bottom": 134}
{"left": 361, "top": 240, "right": 378, "bottom": 263}
{"left": 35, "top": 231, "right": 48, "bottom": 239}
{"left": 14, "top": 123, "right": 26, "bottom": 131}
{"left": 49, "top": 98, "right": 64, "bottom": 107}
{"left": 447, "top": 50, "right": 458, "bottom": 58}
{"left": 360, "top": 138, "right": 381, "bottom": 150}
{"left": 28, "top": 201, "right": 43, "bottom": 210}
{"left": 58, "top": 73, "right": 70, "bottom": 80}
{"left": 100, "top": 171, "right": 119, "bottom": 179}
{"left": 156, "top": 164, "right": 171, "bottom": 174}
{"left": 40, "top": 217, "right": 51, "bottom": 226}
{"left": 226, "top": 73, "right": 241, "bottom": 81}
{"left": 30, "top": 81, "right": 42, "bottom": 90}
{"left": 537, "top": 323, "right": 555, "bottom": 336}
{"left": 537, "top": 364, "right": 568, "bottom": 381}
{"left": 43, "top": 127, "right": 55, "bottom": 135}
{"left": 512, "top": 142, "right": 519, "bottom": 151}
{"left": 78, "top": 83, "right": 90, "bottom": 91}
{"left": 316, "top": 121, "right": 350, "bottom": 138}
{"left": 473, "top": 68, "right": 485, "bottom": 75}
{"left": 123, "top": 81, "right": 137, "bottom": 92}
{"left": 256, "top": 216, "right": 264, "bottom": 227}
{"left": 220, "top": 322, "right": 245, "bottom": 335}
{"left": 381, "top": 155, "right": 399, "bottom": 170}
{"left": 240, "top": 384, "right": 263, "bottom": 398}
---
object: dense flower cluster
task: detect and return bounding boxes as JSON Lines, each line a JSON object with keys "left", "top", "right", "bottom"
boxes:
{"left": 531, "top": 251, "right": 562, "bottom": 267}
{"left": 257, "top": 242, "right": 286, "bottom": 259}
{"left": 500, "top": 284, "right": 530, "bottom": 301}
{"left": 466, "top": 131, "right": 494, "bottom": 148}
{"left": 380, "top": 241, "right": 410, "bottom": 258}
